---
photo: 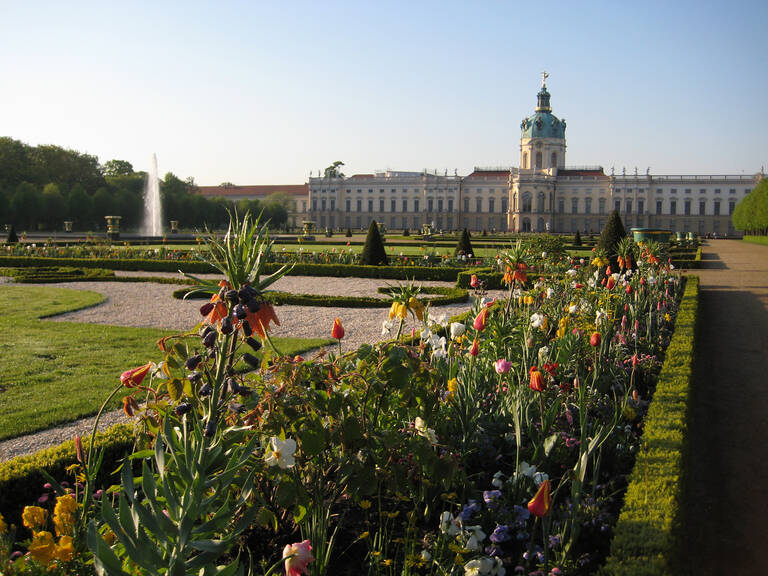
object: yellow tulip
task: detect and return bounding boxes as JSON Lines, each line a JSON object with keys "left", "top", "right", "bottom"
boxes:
{"left": 397, "top": 303, "right": 408, "bottom": 320}
{"left": 408, "top": 297, "right": 424, "bottom": 321}
{"left": 389, "top": 302, "right": 399, "bottom": 320}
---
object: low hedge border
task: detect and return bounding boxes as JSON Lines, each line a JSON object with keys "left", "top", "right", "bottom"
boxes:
{"left": 0, "top": 266, "right": 116, "bottom": 283}
{"left": 0, "top": 256, "right": 468, "bottom": 281}
{"left": 173, "top": 286, "right": 469, "bottom": 308}
{"left": 599, "top": 275, "right": 699, "bottom": 575}
{"left": 0, "top": 424, "right": 135, "bottom": 522}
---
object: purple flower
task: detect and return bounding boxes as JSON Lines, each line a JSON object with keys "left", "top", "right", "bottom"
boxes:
{"left": 490, "top": 524, "right": 511, "bottom": 543}
{"left": 513, "top": 505, "right": 530, "bottom": 523}
{"left": 459, "top": 499, "right": 480, "bottom": 522}
{"left": 483, "top": 489, "right": 502, "bottom": 507}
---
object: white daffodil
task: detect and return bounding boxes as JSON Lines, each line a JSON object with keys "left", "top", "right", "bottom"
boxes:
{"left": 538, "top": 346, "right": 550, "bottom": 364}
{"left": 530, "top": 313, "right": 546, "bottom": 329}
{"left": 568, "top": 302, "right": 578, "bottom": 314}
{"left": 264, "top": 437, "right": 296, "bottom": 469}
{"left": 566, "top": 269, "right": 577, "bottom": 277}
{"left": 421, "top": 328, "right": 432, "bottom": 341}
{"left": 381, "top": 318, "right": 394, "bottom": 335}
{"left": 545, "top": 287, "right": 555, "bottom": 299}
{"left": 450, "top": 322, "right": 466, "bottom": 340}
{"left": 595, "top": 308, "right": 609, "bottom": 326}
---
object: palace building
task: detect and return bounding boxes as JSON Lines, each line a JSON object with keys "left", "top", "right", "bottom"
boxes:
{"left": 199, "top": 77, "right": 762, "bottom": 236}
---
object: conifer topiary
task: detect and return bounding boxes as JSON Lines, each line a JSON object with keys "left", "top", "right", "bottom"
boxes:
{"left": 361, "top": 220, "right": 388, "bottom": 265}
{"left": 6, "top": 225, "right": 18, "bottom": 244}
{"left": 573, "top": 230, "right": 582, "bottom": 246}
{"left": 455, "top": 228, "right": 474, "bottom": 256}
{"left": 598, "top": 210, "right": 627, "bottom": 264}
{"left": 345, "top": 228, "right": 352, "bottom": 237}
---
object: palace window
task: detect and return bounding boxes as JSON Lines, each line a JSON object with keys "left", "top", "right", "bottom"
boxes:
{"left": 614, "top": 200, "right": 621, "bottom": 212}
{"left": 391, "top": 199, "right": 396, "bottom": 212}
{"left": 368, "top": 199, "right": 373, "bottom": 212}
{"left": 428, "top": 198, "right": 434, "bottom": 212}
{"left": 656, "top": 200, "right": 662, "bottom": 215}
{"left": 501, "top": 198, "right": 508, "bottom": 213}
{"left": 346, "top": 199, "right": 351, "bottom": 213}
{"left": 414, "top": 199, "right": 420, "bottom": 212}
{"left": 356, "top": 199, "right": 362, "bottom": 212}
{"left": 329, "top": 199, "right": 335, "bottom": 211}
{"left": 670, "top": 200, "right": 677, "bottom": 215}
{"left": 699, "top": 200, "right": 706, "bottom": 215}
{"left": 489, "top": 198, "right": 495, "bottom": 213}
{"left": 572, "top": 198, "right": 579, "bottom": 213}
{"left": 438, "top": 198, "right": 444, "bottom": 212}
{"left": 638, "top": 199, "right": 644, "bottom": 214}
{"left": 625, "top": 199, "right": 632, "bottom": 214}
{"left": 448, "top": 198, "right": 454, "bottom": 212}
{"left": 584, "top": 198, "right": 592, "bottom": 214}
{"left": 685, "top": 199, "right": 691, "bottom": 215}
{"left": 402, "top": 199, "right": 408, "bottom": 212}
{"left": 558, "top": 198, "right": 565, "bottom": 214}
{"left": 714, "top": 201, "right": 721, "bottom": 216}
{"left": 464, "top": 197, "right": 470, "bottom": 212}
{"left": 476, "top": 197, "right": 483, "bottom": 212}
{"left": 598, "top": 198, "right": 606, "bottom": 214}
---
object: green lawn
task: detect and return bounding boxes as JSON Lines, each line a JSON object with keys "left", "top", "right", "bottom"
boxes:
{"left": 0, "top": 286, "right": 331, "bottom": 441}
{"left": 742, "top": 235, "right": 768, "bottom": 246}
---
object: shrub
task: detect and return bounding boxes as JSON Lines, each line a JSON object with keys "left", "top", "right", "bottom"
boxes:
{"left": 0, "top": 424, "right": 134, "bottom": 521}
{"left": 600, "top": 276, "right": 699, "bottom": 575}
{"left": 6, "top": 225, "right": 18, "bottom": 244}
{"left": 345, "top": 228, "right": 352, "bottom": 237}
{"left": 573, "top": 230, "right": 582, "bottom": 246}
{"left": 455, "top": 228, "right": 474, "bottom": 256}
{"left": 361, "top": 220, "right": 388, "bottom": 266}
{"left": 403, "top": 228, "right": 410, "bottom": 237}
{"left": 598, "top": 210, "right": 627, "bottom": 264}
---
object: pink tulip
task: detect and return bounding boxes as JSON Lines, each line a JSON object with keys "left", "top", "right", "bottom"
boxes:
{"left": 494, "top": 359, "right": 512, "bottom": 374}
{"left": 283, "top": 540, "right": 314, "bottom": 576}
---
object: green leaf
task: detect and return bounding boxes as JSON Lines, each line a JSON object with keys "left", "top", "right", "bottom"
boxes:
{"left": 276, "top": 479, "right": 298, "bottom": 507}
{"left": 300, "top": 428, "right": 325, "bottom": 457}
{"left": 293, "top": 504, "right": 308, "bottom": 524}
{"left": 255, "top": 507, "right": 278, "bottom": 531}
{"left": 544, "top": 433, "right": 559, "bottom": 457}
{"left": 167, "top": 378, "right": 183, "bottom": 401}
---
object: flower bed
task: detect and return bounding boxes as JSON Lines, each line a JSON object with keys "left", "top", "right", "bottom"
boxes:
{"left": 0, "top": 218, "right": 689, "bottom": 575}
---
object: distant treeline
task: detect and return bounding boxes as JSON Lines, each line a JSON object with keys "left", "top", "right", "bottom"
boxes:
{"left": 732, "top": 178, "right": 768, "bottom": 235}
{"left": 0, "top": 137, "right": 289, "bottom": 232}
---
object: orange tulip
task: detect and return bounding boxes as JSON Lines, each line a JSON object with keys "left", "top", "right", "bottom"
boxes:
{"left": 332, "top": 317, "right": 345, "bottom": 340}
{"left": 527, "top": 479, "right": 551, "bottom": 517}
{"left": 120, "top": 363, "right": 152, "bottom": 388}
{"left": 589, "top": 332, "right": 601, "bottom": 347}
{"left": 529, "top": 366, "right": 545, "bottom": 392}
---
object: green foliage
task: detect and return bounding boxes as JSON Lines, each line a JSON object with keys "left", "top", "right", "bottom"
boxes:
{"left": 0, "top": 424, "right": 134, "bottom": 521}
{"left": 743, "top": 235, "right": 768, "bottom": 245}
{"left": 573, "top": 230, "right": 582, "bottom": 246}
{"left": 324, "top": 160, "right": 345, "bottom": 179}
{"left": 6, "top": 224, "right": 18, "bottom": 243}
{"left": 102, "top": 159, "right": 134, "bottom": 177}
{"left": 0, "top": 266, "right": 115, "bottom": 283}
{"left": 455, "top": 228, "right": 474, "bottom": 256}
{"left": 345, "top": 228, "right": 352, "bottom": 237}
{"left": 732, "top": 178, "right": 768, "bottom": 234}
{"left": 598, "top": 210, "right": 628, "bottom": 262}
{"left": 361, "top": 220, "right": 389, "bottom": 266}
{"left": 600, "top": 276, "right": 699, "bottom": 575}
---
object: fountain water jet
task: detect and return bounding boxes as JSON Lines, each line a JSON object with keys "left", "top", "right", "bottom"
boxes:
{"left": 142, "top": 153, "right": 163, "bottom": 236}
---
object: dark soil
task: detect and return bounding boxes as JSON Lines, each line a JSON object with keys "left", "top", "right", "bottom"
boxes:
{"left": 683, "top": 240, "right": 768, "bottom": 574}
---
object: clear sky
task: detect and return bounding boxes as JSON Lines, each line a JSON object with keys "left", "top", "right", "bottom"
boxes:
{"left": 1, "top": 0, "right": 766, "bottom": 185}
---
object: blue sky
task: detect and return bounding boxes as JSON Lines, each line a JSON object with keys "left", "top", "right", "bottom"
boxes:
{"left": 1, "top": 0, "right": 766, "bottom": 185}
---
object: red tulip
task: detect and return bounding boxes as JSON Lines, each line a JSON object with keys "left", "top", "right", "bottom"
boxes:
{"left": 529, "top": 366, "right": 545, "bottom": 392}
{"left": 331, "top": 317, "right": 344, "bottom": 340}
{"left": 625, "top": 284, "right": 633, "bottom": 294}
{"left": 120, "top": 363, "right": 152, "bottom": 388}
{"left": 528, "top": 479, "right": 551, "bottom": 517}
{"left": 468, "top": 338, "right": 480, "bottom": 356}
{"left": 473, "top": 308, "right": 488, "bottom": 331}
{"left": 470, "top": 274, "right": 480, "bottom": 288}
{"left": 606, "top": 277, "right": 616, "bottom": 290}
{"left": 590, "top": 332, "right": 601, "bottom": 347}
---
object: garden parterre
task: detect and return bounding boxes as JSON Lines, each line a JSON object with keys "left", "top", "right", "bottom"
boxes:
{"left": 0, "top": 217, "right": 684, "bottom": 576}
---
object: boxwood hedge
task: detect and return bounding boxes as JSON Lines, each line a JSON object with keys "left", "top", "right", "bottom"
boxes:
{"left": 599, "top": 275, "right": 699, "bottom": 575}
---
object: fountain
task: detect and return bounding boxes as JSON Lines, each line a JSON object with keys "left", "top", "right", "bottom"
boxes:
{"left": 142, "top": 153, "right": 163, "bottom": 236}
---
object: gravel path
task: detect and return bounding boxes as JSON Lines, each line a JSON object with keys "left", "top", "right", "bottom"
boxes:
{"left": 0, "top": 274, "right": 502, "bottom": 461}
{"left": 683, "top": 240, "right": 768, "bottom": 574}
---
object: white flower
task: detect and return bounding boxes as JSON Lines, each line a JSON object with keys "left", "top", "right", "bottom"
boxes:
{"left": 415, "top": 417, "right": 438, "bottom": 445}
{"left": 381, "top": 319, "right": 394, "bottom": 335}
{"left": 264, "top": 437, "right": 296, "bottom": 469}
{"left": 520, "top": 461, "right": 537, "bottom": 477}
{"left": 450, "top": 322, "right": 466, "bottom": 340}
{"left": 420, "top": 549, "right": 432, "bottom": 562}
{"left": 538, "top": 346, "right": 550, "bottom": 364}
{"left": 566, "top": 269, "right": 577, "bottom": 277}
{"left": 568, "top": 303, "right": 578, "bottom": 314}
{"left": 595, "top": 308, "right": 609, "bottom": 326}
{"left": 491, "top": 470, "right": 504, "bottom": 488}
{"left": 464, "top": 556, "right": 497, "bottom": 576}
{"left": 612, "top": 273, "right": 621, "bottom": 282}
{"left": 421, "top": 328, "right": 432, "bottom": 341}
{"left": 530, "top": 313, "right": 546, "bottom": 328}
{"left": 431, "top": 312, "right": 448, "bottom": 328}
{"left": 512, "top": 288, "right": 522, "bottom": 298}
{"left": 545, "top": 287, "right": 555, "bottom": 299}
{"left": 541, "top": 251, "right": 547, "bottom": 258}
{"left": 533, "top": 471, "right": 549, "bottom": 486}
{"left": 648, "top": 275, "right": 656, "bottom": 285}
{"left": 439, "top": 511, "right": 461, "bottom": 536}
{"left": 464, "top": 525, "right": 486, "bottom": 551}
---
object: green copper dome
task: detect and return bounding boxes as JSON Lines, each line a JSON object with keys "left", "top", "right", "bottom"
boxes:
{"left": 520, "top": 86, "right": 566, "bottom": 139}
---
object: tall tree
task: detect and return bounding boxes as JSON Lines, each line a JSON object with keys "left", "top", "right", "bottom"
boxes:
{"left": 42, "top": 182, "right": 67, "bottom": 230}
{"left": 11, "top": 182, "right": 42, "bottom": 230}
{"left": 103, "top": 159, "right": 134, "bottom": 177}
{"left": 324, "top": 161, "right": 345, "bottom": 179}
{"left": 67, "top": 184, "right": 93, "bottom": 229}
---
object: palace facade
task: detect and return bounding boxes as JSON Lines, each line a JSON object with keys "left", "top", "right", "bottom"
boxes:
{"left": 305, "top": 78, "right": 762, "bottom": 235}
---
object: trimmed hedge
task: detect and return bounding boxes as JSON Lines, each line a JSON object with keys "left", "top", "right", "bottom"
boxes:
{"left": 0, "top": 266, "right": 115, "bottom": 283}
{"left": 0, "top": 424, "right": 135, "bottom": 522}
{"left": 0, "top": 256, "right": 466, "bottom": 281}
{"left": 174, "top": 286, "right": 469, "bottom": 308}
{"left": 600, "top": 275, "right": 699, "bottom": 575}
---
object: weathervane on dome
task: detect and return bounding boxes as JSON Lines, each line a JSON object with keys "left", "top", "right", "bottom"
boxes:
{"left": 541, "top": 71, "right": 549, "bottom": 88}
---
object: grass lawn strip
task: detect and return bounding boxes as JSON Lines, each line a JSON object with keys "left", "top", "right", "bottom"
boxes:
{"left": 0, "top": 285, "right": 331, "bottom": 441}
